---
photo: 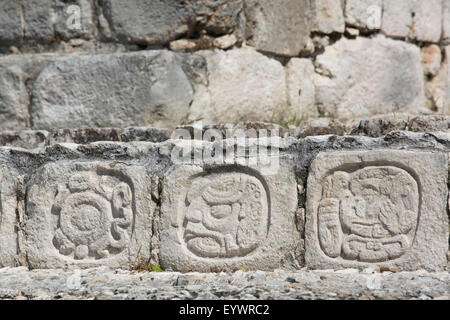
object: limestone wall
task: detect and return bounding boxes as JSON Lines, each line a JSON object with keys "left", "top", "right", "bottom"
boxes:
{"left": 0, "top": 0, "right": 449, "bottom": 130}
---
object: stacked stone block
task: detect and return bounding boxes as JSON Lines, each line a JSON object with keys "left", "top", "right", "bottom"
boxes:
{"left": 0, "top": 0, "right": 449, "bottom": 131}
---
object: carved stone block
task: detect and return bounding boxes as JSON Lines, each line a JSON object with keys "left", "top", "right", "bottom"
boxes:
{"left": 160, "top": 163, "right": 298, "bottom": 272}
{"left": 25, "top": 162, "right": 155, "bottom": 269}
{"left": 0, "top": 166, "right": 19, "bottom": 267}
{"left": 305, "top": 150, "right": 449, "bottom": 271}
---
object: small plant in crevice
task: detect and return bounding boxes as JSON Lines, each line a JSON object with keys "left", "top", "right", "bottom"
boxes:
{"left": 128, "top": 245, "right": 164, "bottom": 273}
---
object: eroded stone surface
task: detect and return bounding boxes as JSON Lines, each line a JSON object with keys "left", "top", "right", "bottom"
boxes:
{"left": 245, "top": 0, "right": 310, "bottom": 56}
{"left": 285, "top": 58, "right": 318, "bottom": 120}
{"left": 101, "top": 0, "right": 242, "bottom": 45}
{"left": 411, "top": 0, "right": 442, "bottom": 43}
{"left": 0, "top": 166, "right": 19, "bottom": 267}
{"left": 381, "top": 0, "right": 413, "bottom": 39}
{"left": 31, "top": 50, "right": 193, "bottom": 129}
{"left": 0, "top": 1, "right": 22, "bottom": 47}
{"left": 25, "top": 162, "right": 155, "bottom": 269}
{"left": 306, "top": 150, "right": 449, "bottom": 271}
{"left": 427, "top": 46, "right": 450, "bottom": 114}
{"left": 314, "top": 36, "right": 426, "bottom": 119}
{"left": 444, "top": 1, "right": 450, "bottom": 43}
{"left": 0, "top": 53, "right": 60, "bottom": 131}
{"left": 191, "top": 48, "right": 288, "bottom": 124}
{"left": 160, "top": 161, "right": 298, "bottom": 272}
{"left": 311, "top": 0, "right": 345, "bottom": 34}
{"left": 0, "top": 65, "right": 29, "bottom": 131}
{"left": 381, "top": 0, "right": 443, "bottom": 42}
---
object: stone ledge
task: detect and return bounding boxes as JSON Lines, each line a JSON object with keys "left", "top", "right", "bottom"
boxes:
{"left": 0, "top": 116, "right": 448, "bottom": 149}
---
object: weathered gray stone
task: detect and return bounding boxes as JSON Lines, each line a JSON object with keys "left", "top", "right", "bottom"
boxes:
{"left": 0, "top": 65, "right": 30, "bottom": 131}
{"left": 101, "top": 0, "right": 191, "bottom": 44}
{"left": 159, "top": 157, "right": 299, "bottom": 272}
{"left": 23, "top": 0, "right": 55, "bottom": 43}
{"left": 245, "top": 0, "right": 310, "bottom": 56}
{"left": 0, "top": 127, "right": 172, "bottom": 149}
{"left": 427, "top": 46, "right": 450, "bottom": 114}
{"left": 189, "top": 48, "right": 288, "bottom": 124}
{"left": 0, "top": 53, "right": 60, "bottom": 131}
{"left": 344, "top": 0, "right": 382, "bottom": 30}
{"left": 411, "top": 0, "right": 442, "bottom": 43}
{"left": 382, "top": 0, "right": 443, "bottom": 42}
{"left": 305, "top": 150, "right": 449, "bottom": 271}
{"left": 311, "top": 0, "right": 345, "bottom": 34}
{"left": 285, "top": 58, "right": 318, "bottom": 120}
{"left": 25, "top": 161, "right": 155, "bottom": 269}
{"left": 0, "top": 1, "right": 22, "bottom": 47}
{"left": 101, "top": 0, "right": 241, "bottom": 45}
{"left": 314, "top": 36, "right": 426, "bottom": 119}
{"left": 31, "top": 50, "right": 194, "bottom": 129}
{"left": 0, "top": 166, "right": 19, "bottom": 267}
{"left": 447, "top": 47, "right": 450, "bottom": 114}
{"left": 381, "top": 0, "right": 412, "bottom": 38}
{"left": 444, "top": 1, "right": 450, "bottom": 43}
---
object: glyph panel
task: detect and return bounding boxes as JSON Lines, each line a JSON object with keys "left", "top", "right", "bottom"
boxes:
{"left": 305, "top": 150, "right": 449, "bottom": 271}
{"left": 160, "top": 164, "right": 298, "bottom": 272}
{"left": 26, "top": 162, "right": 154, "bottom": 268}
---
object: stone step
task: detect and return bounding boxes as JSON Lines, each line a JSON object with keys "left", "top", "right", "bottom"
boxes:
{"left": 0, "top": 267, "right": 448, "bottom": 300}
{"left": 0, "top": 125, "right": 448, "bottom": 272}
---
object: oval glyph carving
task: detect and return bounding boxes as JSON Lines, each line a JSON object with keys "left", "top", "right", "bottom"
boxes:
{"left": 182, "top": 172, "right": 269, "bottom": 259}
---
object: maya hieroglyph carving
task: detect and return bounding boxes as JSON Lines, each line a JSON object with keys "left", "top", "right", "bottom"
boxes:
{"left": 183, "top": 172, "right": 269, "bottom": 258}
{"left": 318, "top": 166, "right": 419, "bottom": 263}
{"left": 52, "top": 171, "right": 134, "bottom": 260}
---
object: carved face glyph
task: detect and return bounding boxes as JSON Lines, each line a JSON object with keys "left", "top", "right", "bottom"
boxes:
{"left": 183, "top": 172, "right": 269, "bottom": 259}
{"left": 318, "top": 166, "right": 419, "bottom": 262}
